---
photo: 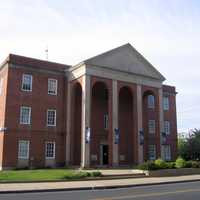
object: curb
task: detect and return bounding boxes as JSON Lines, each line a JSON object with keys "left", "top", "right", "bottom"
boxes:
{"left": 1, "top": 178, "right": 200, "bottom": 194}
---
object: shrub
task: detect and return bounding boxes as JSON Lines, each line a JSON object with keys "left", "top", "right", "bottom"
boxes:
{"left": 166, "top": 162, "right": 175, "bottom": 169}
{"left": 191, "top": 161, "right": 200, "bottom": 168}
{"left": 138, "top": 161, "right": 157, "bottom": 170}
{"left": 154, "top": 159, "right": 167, "bottom": 169}
{"left": 91, "top": 171, "right": 102, "bottom": 177}
{"left": 185, "top": 161, "right": 192, "bottom": 168}
{"left": 175, "top": 157, "right": 186, "bottom": 168}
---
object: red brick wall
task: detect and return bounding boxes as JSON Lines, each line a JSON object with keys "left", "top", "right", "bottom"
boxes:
{"left": 0, "top": 63, "right": 178, "bottom": 168}
{"left": 0, "top": 65, "right": 9, "bottom": 168}
{"left": 163, "top": 85, "right": 178, "bottom": 160}
{"left": 70, "top": 80, "right": 82, "bottom": 165}
{"left": 118, "top": 81, "right": 138, "bottom": 165}
{"left": 2, "top": 66, "right": 67, "bottom": 168}
{"left": 90, "top": 77, "right": 112, "bottom": 166}
{"left": 142, "top": 86, "right": 160, "bottom": 161}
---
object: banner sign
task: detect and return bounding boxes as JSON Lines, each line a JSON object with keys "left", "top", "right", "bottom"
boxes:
{"left": 161, "top": 132, "right": 167, "bottom": 144}
{"left": 139, "top": 129, "right": 144, "bottom": 145}
{"left": 114, "top": 128, "right": 120, "bottom": 144}
{"left": 85, "top": 127, "right": 91, "bottom": 143}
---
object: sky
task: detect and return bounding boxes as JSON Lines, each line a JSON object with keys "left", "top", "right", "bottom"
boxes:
{"left": 0, "top": 0, "right": 200, "bottom": 133}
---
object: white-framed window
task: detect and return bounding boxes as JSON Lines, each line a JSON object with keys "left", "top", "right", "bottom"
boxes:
{"left": 162, "top": 145, "right": 171, "bottom": 161}
{"left": 22, "top": 74, "right": 32, "bottom": 91}
{"left": 48, "top": 79, "right": 57, "bottom": 95}
{"left": 164, "top": 121, "right": 170, "bottom": 135}
{"left": 0, "top": 78, "right": 3, "bottom": 95}
{"left": 45, "top": 142, "right": 55, "bottom": 159}
{"left": 148, "top": 144, "right": 156, "bottom": 160}
{"left": 147, "top": 95, "right": 155, "bottom": 109}
{"left": 163, "top": 96, "right": 169, "bottom": 111}
{"left": 20, "top": 106, "right": 31, "bottom": 124}
{"left": 18, "top": 140, "right": 30, "bottom": 159}
{"left": 103, "top": 114, "right": 108, "bottom": 130}
{"left": 148, "top": 120, "right": 156, "bottom": 134}
{"left": 47, "top": 109, "right": 56, "bottom": 126}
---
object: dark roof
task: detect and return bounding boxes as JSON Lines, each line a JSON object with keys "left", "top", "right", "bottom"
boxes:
{"left": 1, "top": 54, "right": 71, "bottom": 72}
{"left": 163, "top": 85, "right": 177, "bottom": 94}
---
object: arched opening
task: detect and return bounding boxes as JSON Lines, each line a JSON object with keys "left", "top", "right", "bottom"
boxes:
{"left": 118, "top": 86, "right": 134, "bottom": 165}
{"left": 142, "top": 91, "right": 157, "bottom": 161}
{"left": 91, "top": 82, "right": 109, "bottom": 166}
{"left": 71, "top": 82, "right": 82, "bottom": 166}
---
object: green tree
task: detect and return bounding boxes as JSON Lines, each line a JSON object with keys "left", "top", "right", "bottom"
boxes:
{"left": 178, "top": 136, "right": 189, "bottom": 160}
{"left": 178, "top": 129, "right": 200, "bottom": 160}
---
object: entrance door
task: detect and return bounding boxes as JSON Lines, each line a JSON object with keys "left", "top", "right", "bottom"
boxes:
{"left": 101, "top": 145, "right": 109, "bottom": 165}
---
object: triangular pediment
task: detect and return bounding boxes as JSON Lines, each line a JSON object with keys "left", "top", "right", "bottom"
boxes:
{"left": 84, "top": 43, "right": 165, "bottom": 81}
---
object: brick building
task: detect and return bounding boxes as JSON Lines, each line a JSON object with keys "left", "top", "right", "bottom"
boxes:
{"left": 0, "top": 43, "right": 177, "bottom": 169}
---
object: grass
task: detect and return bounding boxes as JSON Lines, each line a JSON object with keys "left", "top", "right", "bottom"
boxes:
{"left": 0, "top": 169, "right": 101, "bottom": 182}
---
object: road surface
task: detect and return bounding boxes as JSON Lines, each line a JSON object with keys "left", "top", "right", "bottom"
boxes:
{"left": 0, "top": 181, "right": 200, "bottom": 200}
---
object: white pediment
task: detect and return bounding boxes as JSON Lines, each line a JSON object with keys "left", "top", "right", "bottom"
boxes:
{"left": 84, "top": 43, "right": 165, "bottom": 81}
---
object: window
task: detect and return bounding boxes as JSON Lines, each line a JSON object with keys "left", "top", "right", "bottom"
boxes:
{"left": 103, "top": 114, "right": 108, "bottom": 130}
{"left": 20, "top": 106, "right": 31, "bottom": 124}
{"left": 147, "top": 95, "right": 155, "bottom": 109}
{"left": 22, "top": 74, "right": 32, "bottom": 91}
{"left": 47, "top": 109, "right": 56, "bottom": 126}
{"left": 164, "top": 121, "right": 170, "bottom": 135}
{"left": 163, "top": 97, "right": 169, "bottom": 111}
{"left": 162, "top": 145, "right": 171, "bottom": 161}
{"left": 48, "top": 79, "right": 57, "bottom": 95}
{"left": 18, "top": 140, "right": 29, "bottom": 159}
{"left": 148, "top": 120, "right": 156, "bottom": 134}
{"left": 148, "top": 145, "right": 156, "bottom": 160}
{"left": 45, "top": 142, "right": 55, "bottom": 159}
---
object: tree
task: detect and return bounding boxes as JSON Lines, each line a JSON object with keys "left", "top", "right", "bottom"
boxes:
{"left": 178, "top": 129, "right": 200, "bottom": 160}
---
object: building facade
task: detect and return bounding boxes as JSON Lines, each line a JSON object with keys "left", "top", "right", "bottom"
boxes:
{"left": 0, "top": 44, "right": 177, "bottom": 169}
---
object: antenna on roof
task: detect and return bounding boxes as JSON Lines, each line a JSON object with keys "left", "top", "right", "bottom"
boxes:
{"left": 45, "top": 45, "right": 48, "bottom": 60}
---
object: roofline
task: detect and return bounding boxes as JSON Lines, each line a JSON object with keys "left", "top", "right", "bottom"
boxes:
{"left": 0, "top": 54, "right": 71, "bottom": 72}
{"left": 71, "top": 43, "right": 166, "bottom": 81}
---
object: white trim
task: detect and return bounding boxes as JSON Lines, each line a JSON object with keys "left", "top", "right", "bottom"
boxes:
{"left": 163, "top": 96, "right": 169, "bottom": 111}
{"left": 164, "top": 121, "right": 170, "bottom": 135}
{"left": 21, "top": 74, "right": 32, "bottom": 92}
{"left": 46, "top": 109, "right": 56, "bottom": 127}
{"left": 45, "top": 141, "right": 56, "bottom": 159}
{"left": 20, "top": 106, "right": 31, "bottom": 125}
{"left": 147, "top": 95, "right": 155, "bottom": 109}
{"left": 148, "top": 144, "right": 156, "bottom": 160}
{"left": 69, "top": 64, "right": 163, "bottom": 88}
{"left": 48, "top": 78, "right": 58, "bottom": 95}
{"left": 18, "top": 140, "right": 30, "bottom": 159}
{"left": 148, "top": 120, "right": 156, "bottom": 134}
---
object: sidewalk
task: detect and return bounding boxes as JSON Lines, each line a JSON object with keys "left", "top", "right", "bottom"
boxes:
{"left": 1, "top": 175, "right": 200, "bottom": 193}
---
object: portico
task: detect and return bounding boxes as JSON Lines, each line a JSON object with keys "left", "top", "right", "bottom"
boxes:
{"left": 66, "top": 43, "right": 166, "bottom": 168}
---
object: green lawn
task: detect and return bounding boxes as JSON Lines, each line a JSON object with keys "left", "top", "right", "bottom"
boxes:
{"left": 0, "top": 169, "right": 101, "bottom": 182}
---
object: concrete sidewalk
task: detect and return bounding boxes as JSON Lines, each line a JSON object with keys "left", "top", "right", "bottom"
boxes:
{"left": 1, "top": 175, "right": 200, "bottom": 193}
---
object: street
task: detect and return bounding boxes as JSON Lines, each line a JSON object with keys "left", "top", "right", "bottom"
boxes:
{"left": 0, "top": 181, "right": 200, "bottom": 200}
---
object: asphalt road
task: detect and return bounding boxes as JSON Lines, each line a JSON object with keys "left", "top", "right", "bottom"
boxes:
{"left": 1, "top": 181, "right": 200, "bottom": 200}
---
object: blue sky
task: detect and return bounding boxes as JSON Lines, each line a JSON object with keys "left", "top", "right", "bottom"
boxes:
{"left": 1, "top": 0, "right": 200, "bottom": 133}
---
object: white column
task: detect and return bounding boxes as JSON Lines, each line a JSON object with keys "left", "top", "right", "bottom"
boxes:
{"left": 137, "top": 85, "right": 143, "bottom": 164}
{"left": 159, "top": 88, "right": 164, "bottom": 159}
{"left": 112, "top": 80, "right": 119, "bottom": 166}
{"left": 81, "top": 75, "right": 91, "bottom": 168}
{"left": 66, "top": 82, "right": 71, "bottom": 165}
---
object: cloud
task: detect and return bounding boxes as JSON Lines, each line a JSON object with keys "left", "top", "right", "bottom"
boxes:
{"left": 0, "top": 0, "right": 199, "bottom": 132}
